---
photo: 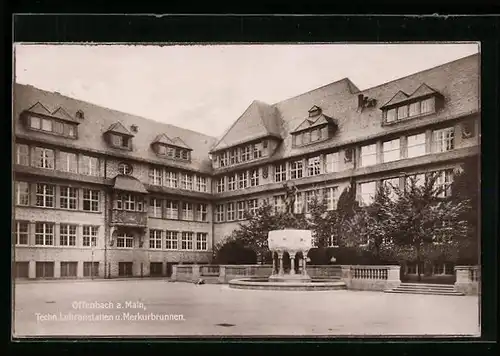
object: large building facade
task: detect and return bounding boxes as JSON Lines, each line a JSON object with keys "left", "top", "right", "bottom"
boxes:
{"left": 13, "top": 54, "right": 480, "bottom": 279}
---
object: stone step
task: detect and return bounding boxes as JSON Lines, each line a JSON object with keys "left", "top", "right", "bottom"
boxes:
{"left": 399, "top": 283, "right": 455, "bottom": 288}
{"left": 384, "top": 289, "right": 464, "bottom": 296}
{"left": 396, "top": 285, "right": 455, "bottom": 291}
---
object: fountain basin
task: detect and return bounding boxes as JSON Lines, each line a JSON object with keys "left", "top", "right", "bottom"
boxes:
{"left": 228, "top": 278, "right": 347, "bottom": 291}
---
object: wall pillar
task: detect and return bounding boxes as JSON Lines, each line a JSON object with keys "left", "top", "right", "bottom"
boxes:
{"left": 192, "top": 264, "right": 200, "bottom": 281}
{"left": 171, "top": 265, "right": 178, "bottom": 281}
{"left": 218, "top": 265, "right": 226, "bottom": 283}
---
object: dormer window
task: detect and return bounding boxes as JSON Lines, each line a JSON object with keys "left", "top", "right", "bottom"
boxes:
{"left": 291, "top": 105, "right": 338, "bottom": 147}
{"left": 381, "top": 84, "right": 443, "bottom": 125}
{"left": 23, "top": 103, "right": 79, "bottom": 139}
{"left": 105, "top": 122, "right": 134, "bottom": 151}
{"left": 151, "top": 134, "right": 192, "bottom": 162}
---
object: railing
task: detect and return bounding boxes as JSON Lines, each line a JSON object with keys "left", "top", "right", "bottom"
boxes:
{"left": 351, "top": 266, "right": 389, "bottom": 280}
{"left": 469, "top": 267, "right": 480, "bottom": 282}
{"left": 200, "top": 265, "right": 220, "bottom": 277}
{"left": 176, "top": 265, "right": 194, "bottom": 276}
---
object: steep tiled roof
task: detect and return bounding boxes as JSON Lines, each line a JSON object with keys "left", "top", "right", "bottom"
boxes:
{"left": 113, "top": 175, "right": 148, "bottom": 194}
{"left": 171, "top": 137, "right": 192, "bottom": 150}
{"left": 14, "top": 84, "right": 218, "bottom": 173}
{"left": 271, "top": 54, "right": 479, "bottom": 161}
{"left": 51, "top": 106, "right": 79, "bottom": 123}
{"left": 26, "top": 102, "right": 51, "bottom": 115}
{"left": 380, "top": 83, "right": 442, "bottom": 109}
{"left": 106, "top": 121, "right": 135, "bottom": 136}
{"left": 152, "top": 133, "right": 175, "bottom": 145}
{"left": 210, "top": 100, "right": 282, "bottom": 153}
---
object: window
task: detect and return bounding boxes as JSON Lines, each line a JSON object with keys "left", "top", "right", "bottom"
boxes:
{"left": 122, "top": 194, "right": 136, "bottom": 211}
{"left": 149, "top": 198, "right": 162, "bottom": 218}
{"left": 54, "top": 121, "right": 65, "bottom": 135}
{"left": 275, "top": 163, "right": 287, "bottom": 182}
{"left": 325, "top": 187, "right": 339, "bottom": 210}
{"left": 216, "top": 177, "right": 225, "bottom": 193}
{"left": 325, "top": 152, "right": 340, "bottom": 173}
{"left": 383, "top": 178, "right": 400, "bottom": 201}
{"left": 117, "top": 232, "right": 134, "bottom": 248}
{"left": 303, "top": 131, "right": 311, "bottom": 144}
{"left": 158, "top": 145, "right": 167, "bottom": 155}
{"left": 406, "top": 173, "right": 426, "bottom": 189}
{"left": 180, "top": 173, "right": 193, "bottom": 190}
{"left": 165, "top": 200, "right": 178, "bottom": 219}
{"left": 65, "top": 123, "right": 76, "bottom": 138}
{"left": 229, "top": 149, "right": 238, "bottom": 165}
{"left": 294, "top": 192, "right": 303, "bottom": 214}
{"left": 247, "top": 199, "right": 259, "bottom": 215}
{"left": 30, "top": 116, "right": 41, "bottom": 129}
{"left": 149, "top": 230, "right": 162, "bottom": 249}
{"left": 328, "top": 235, "right": 338, "bottom": 248}
{"left": 196, "top": 233, "right": 208, "bottom": 250}
{"left": 290, "top": 160, "right": 303, "bottom": 179}
{"left": 16, "top": 181, "right": 29, "bottom": 206}
{"left": 16, "top": 144, "right": 29, "bottom": 166}
{"left": 241, "top": 146, "right": 251, "bottom": 162}
{"left": 165, "top": 231, "right": 178, "bottom": 250}
{"left": 250, "top": 169, "right": 259, "bottom": 187}
{"left": 83, "top": 262, "right": 99, "bottom": 277}
{"left": 15, "top": 221, "right": 29, "bottom": 245}
{"left": 409, "top": 102, "right": 421, "bottom": 117}
{"left": 421, "top": 97, "right": 435, "bottom": 114}
{"left": 60, "top": 186, "right": 77, "bottom": 210}
{"left": 433, "top": 127, "right": 455, "bottom": 153}
{"left": 35, "top": 223, "right": 54, "bottom": 245}
{"left": 435, "top": 170, "right": 454, "bottom": 198}
{"left": 305, "top": 190, "right": 320, "bottom": 213}
{"left": 182, "top": 202, "right": 193, "bottom": 220}
{"left": 294, "top": 133, "right": 303, "bottom": 146}
{"left": 220, "top": 152, "right": 228, "bottom": 167}
{"left": 311, "top": 129, "right": 320, "bottom": 142}
{"left": 36, "top": 262, "right": 54, "bottom": 278}
{"left": 149, "top": 167, "right": 162, "bottom": 185}
{"left": 228, "top": 175, "right": 236, "bottom": 191}
{"left": 83, "top": 189, "right": 99, "bottom": 212}
{"left": 253, "top": 144, "right": 262, "bottom": 159}
{"left": 41, "top": 118, "right": 53, "bottom": 132}
{"left": 307, "top": 157, "right": 321, "bottom": 176}
{"left": 238, "top": 172, "right": 248, "bottom": 189}
{"left": 360, "top": 144, "right": 377, "bottom": 167}
{"left": 386, "top": 108, "right": 397, "bottom": 123}
{"left": 118, "top": 262, "right": 133, "bottom": 277}
{"left": 59, "top": 151, "right": 78, "bottom": 173}
{"left": 111, "top": 134, "right": 130, "bottom": 149}
{"left": 274, "top": 195, "right": 285, "bottom": 213}
{"left": 83, "top": 226, "right": 98, "bottom": 247}
{"left": 36, "top": 184, "right": 54, "bottom": 207}
{"left": 165, "top": 171, "right": 178, "bottom": 188}
{"left": 196, "top": 176, "right": 207, "bottom": 192}
{"left": 407, "top": 133, "right": 426, "bottom": 158}
{"left": 397, "top": 105, "right": 409, "bottom": 120}
{"left": 181, "top": 232, "right": 194, "bottom": 250}
{"left": 237, "top": 201, "right": 246, "bottom": 220}
{"left": 60, "top": 224, "right": 77, "bottom": 246}
{"left": 34, "top": 147, "right": 54, "bottom": 169}
{"left": 197, "top": 203, "right": 208, "bottom": 222}
{"left": 118, "top": 163, "right": 133, "bottom": 175}
{"left": 215, "top": 204, "right": 225, "bottom": 222}
{"left": 80, "top": 155, "right": 99, "bottom": 176}
{"left": 382, "top": 139, "right": 401, "bottom": 163}
{"left": 59, "top": 262, "right": 78, "bottom": 280}
{"left": 227, "top": 202, "right": 236, "bottom": 221}
{"left": 359, "top": 181, "right": 377, "bottom": 206}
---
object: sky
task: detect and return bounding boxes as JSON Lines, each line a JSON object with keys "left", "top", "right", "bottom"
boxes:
{"left": 14, "top": 43, "right": 479, "bottom": 138}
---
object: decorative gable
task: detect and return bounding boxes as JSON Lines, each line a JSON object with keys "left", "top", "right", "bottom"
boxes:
{"left": 51, "top": 107, "right": 80, "bottom": 124}
{"left": 151, "top": 133, "right": 192, "bottom": 162}
{"left": 26, "top": 102, "right": 51, "bottom": 116}
{"left": 105, "top": 122, "right": 135, "bottom": 150}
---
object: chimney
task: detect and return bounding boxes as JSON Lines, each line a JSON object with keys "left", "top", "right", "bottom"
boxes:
{"left": 358, "top": 94, "right": 365, "bottom": 109}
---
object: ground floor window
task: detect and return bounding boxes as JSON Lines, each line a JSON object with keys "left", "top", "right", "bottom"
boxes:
{"left": 60, "top": 261, "right": 78, "bottom": 277}
{"left": 116, "top": 232, "right": 134, "bottom": 248}
{"left": 83, "top": 262, "right": 99, "bottom": 277}
{"left": 150, "top": 262, "right": 163, "bottom": 276}
{"left": 118, "top": 262, "right": 133, "bottom": 277}
{"left": 15, "top": 262, "right": 29, "bottom": 278}
{"left": 36, "top": 261, "right": 54, "bottom": 278}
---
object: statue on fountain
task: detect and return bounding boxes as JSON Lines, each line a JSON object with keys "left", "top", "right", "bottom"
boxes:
{"left": 283, "top": 181, "right": 298, "bottom": 219}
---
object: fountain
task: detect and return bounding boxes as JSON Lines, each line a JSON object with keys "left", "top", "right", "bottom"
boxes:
{"left": 228, "top": 182, "right": 347, "bottom": 291}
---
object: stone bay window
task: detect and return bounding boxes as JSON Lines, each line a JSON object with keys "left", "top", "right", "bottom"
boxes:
{"left": 151, "top": 133, "right": 192, "bottom": 162}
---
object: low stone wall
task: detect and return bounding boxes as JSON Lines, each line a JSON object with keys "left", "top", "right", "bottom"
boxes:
{"left": 341, "top": 265, "right": 401, "bottom": 291}
{"left": 171, "top": 263, "right": 401, "bottom": 291}
{"left": 454, "top": 265, "right": 480, "bottom": 295}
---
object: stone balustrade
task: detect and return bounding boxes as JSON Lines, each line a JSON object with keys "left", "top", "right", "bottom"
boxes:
{"left": 454, "top": 265, "right": 480, "bottom": 295}
{"left": 342, "top": 265, "right": 401, "bottom": 291}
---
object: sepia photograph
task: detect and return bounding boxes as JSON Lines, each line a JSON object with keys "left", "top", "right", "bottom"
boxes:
{"left": 12, "top": 42, "right": 481, "bottom": 338}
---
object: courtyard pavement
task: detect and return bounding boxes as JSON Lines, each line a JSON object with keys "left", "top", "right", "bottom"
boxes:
{"left": 13, "top": 279, "right": 480, "bottom": 337}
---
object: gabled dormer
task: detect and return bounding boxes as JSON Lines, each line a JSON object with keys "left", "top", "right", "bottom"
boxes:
{"left": 380, "top": 83, "right": 445, "bottom": 125}
{"left": 104, "top": 122, "right": 134, "bottom": 150}
{"left": 151, "top": 133, "right": 192, "bottom": 162}
{"left": 21, "top": 102, "right": 81, "bottom": 139}
{"left": 291, "top": 105, "right": 338, "bottom": 147}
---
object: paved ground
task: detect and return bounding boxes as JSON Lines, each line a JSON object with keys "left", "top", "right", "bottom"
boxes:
{"left": 13, "top": 279, "right": 480, "bottom": 337}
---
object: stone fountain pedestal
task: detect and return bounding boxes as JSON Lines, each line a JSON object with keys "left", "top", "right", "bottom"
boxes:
{"left": 268, "top": 229, "right": 312, "bottom": 283}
